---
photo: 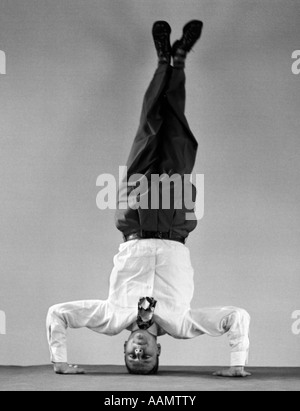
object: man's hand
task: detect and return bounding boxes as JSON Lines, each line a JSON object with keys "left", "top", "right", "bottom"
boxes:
{"left": 213, "top": 367, "right": 251, "bottom": 378}
{"left": 53, "top": 363, "right": 86, "bottom": 375}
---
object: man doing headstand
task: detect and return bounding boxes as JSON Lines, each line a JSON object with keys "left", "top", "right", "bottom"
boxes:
{"left": 47, "top": 21, "right": 251, "bottom": 378}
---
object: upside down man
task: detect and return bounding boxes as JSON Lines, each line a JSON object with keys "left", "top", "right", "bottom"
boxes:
{"left": 47, "top": 20, "right": 251, "bottom": 378}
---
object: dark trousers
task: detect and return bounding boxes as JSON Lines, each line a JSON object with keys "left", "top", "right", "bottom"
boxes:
{"left": 115, "top": 65, "right": 198, "bottom": 236}
{"left": 126, "top": 65, "right": 198, "bottom": 178}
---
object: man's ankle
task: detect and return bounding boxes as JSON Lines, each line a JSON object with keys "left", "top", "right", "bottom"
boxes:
{"left": 173, "top": 49, "right": 186, "bottom": 69}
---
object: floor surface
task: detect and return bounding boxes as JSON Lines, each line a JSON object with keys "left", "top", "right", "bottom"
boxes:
{"left": 0, "top": 366, "right": 299, "bottom": 391}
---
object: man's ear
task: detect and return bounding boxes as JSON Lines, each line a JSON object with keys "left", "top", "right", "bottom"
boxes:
{"left": 157, "top": 343, "right": 161, "bottom": 356}
{"left": 124, "top": 342, "right": 128, "bottom": 354}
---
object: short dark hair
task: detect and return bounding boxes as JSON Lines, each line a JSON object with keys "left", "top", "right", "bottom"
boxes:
{"left": 125, "top": 356, "right": 159, "bottom": 375}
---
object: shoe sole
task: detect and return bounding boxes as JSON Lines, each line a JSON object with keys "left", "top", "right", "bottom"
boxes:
{"left": 183, "top": 20, "right": 203, "bottom": 34}
{"left": 152, "top": 21, "right": 172, "bottom": 37}
{"left": 172, "top": 20, "right": 203, "bottom": 56}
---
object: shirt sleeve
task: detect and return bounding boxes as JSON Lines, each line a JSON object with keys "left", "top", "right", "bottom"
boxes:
{"left": 182, "top": 306, "right": 251, "bottom": 367}
{"left": 46, "top": 300, "right": 130, "bottom": 363}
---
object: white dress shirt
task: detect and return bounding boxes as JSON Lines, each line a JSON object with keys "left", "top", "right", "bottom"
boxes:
{"left": 47, "top": 239, "right": 250, "bottom": 366}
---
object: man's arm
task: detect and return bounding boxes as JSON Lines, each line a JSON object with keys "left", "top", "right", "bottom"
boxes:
{"left": 183, "top": 306, "right": 251, "bottom": 377}
{"left": 46, "top": 300, "right": 120, "bottom": 375}
{"left": 213, "top": 307, "right": 251, "bottom": 378}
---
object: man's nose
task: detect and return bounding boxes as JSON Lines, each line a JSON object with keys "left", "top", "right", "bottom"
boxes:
{"left": 135, "top": 348, "right": 144, "bottom": 359}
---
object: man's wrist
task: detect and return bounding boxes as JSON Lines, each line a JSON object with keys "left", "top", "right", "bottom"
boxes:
{"left": 230, "top": 351, "right": 248, "bottom": 367}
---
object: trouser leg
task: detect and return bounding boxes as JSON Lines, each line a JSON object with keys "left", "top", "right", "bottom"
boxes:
{"left": 123, "top": 65, "right": 198, "bottom": 179}
{"left": 159, "top": 67, "right": 198, "bottom": 176}
{"left": 116, "top": 65, "right": 198, "bottom": 234}
{"left": 126, "top": 64, "right": 171, "bottom": 178}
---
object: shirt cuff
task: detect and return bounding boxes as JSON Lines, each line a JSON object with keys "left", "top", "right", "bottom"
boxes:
{"left": 230, "top": 351, "right": 248, "bottom": 367}
{"left": 50, "top": 347, "right": 68, "bottom": 364}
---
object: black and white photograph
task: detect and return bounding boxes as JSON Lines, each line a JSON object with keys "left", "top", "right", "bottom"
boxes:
{"left": 0, "top": 0, "right": 300, "bottom": 394}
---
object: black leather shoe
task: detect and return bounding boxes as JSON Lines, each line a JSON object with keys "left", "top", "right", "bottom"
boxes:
{"left": 152, "top": 21, "right": 172, "bottom": 64}
{"left": 172, "top": 20, "right": 203, "bottom": 56}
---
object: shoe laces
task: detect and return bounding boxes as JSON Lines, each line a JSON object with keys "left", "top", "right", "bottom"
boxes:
{"left": 180, "top": 26, "right": 200, "bottom": 52}
{"left": 154, "top": 35, "right": 170, "bottom": 55}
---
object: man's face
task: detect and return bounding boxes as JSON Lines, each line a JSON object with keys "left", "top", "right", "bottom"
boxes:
{"left": 124, "top": 330, "right": 161, "bottom": 375}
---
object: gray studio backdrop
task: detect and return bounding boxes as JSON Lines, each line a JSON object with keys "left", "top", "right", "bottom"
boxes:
{"left": 1, "top": 0, "right": 300, "bottom": 367}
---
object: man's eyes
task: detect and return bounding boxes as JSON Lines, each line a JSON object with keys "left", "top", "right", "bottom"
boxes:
{"left": 129, "top": 354, "right": 151, "bottom": 360}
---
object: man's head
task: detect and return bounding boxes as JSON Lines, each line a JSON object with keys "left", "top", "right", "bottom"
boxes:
{"left": 124, "top": 330, "right": 161, "bottom": 375}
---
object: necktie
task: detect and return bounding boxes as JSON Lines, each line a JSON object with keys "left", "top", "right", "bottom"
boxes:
{"left": 137, "top": 297, "right": 157, "bottom": 330}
